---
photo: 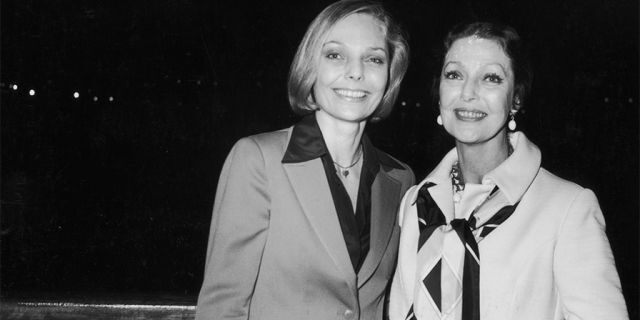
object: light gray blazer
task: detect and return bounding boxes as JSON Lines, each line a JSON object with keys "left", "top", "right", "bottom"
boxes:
{"left": 196, "top": 126, "right": 415, "bottom": 320}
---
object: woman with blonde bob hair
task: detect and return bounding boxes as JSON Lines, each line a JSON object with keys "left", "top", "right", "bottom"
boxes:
{"left": 196, "top": 1, "right": 414, "bottom": 319}
{"left": 288, "top": 0, "right": 409, "bottom": 122}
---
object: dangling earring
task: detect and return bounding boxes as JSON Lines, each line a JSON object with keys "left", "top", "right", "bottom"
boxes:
{"left": 508, "top": 111, "right": 517, "bottom": 131}
{"left": 436, "top": 115, "right": 443, "bottom": 126}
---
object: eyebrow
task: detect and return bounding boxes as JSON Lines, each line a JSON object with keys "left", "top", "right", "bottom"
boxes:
{"left": 444, "top": 61, "right": 509, "bottom": 74}
{"left": 322, "top": 41, "right": 388, "bottom": 55}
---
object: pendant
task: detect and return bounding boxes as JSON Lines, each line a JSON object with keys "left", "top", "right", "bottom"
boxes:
{"left": 342, "top": 170, "right": 349, "bottom": 177}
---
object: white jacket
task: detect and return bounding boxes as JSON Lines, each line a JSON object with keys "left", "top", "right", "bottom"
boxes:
{"left": 389, "top": 132, "right": 628, "bottom": 320}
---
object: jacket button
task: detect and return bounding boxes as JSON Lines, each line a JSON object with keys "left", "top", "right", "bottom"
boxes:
{"left": 344, "top": 309, "right": 354, "bottom": 318}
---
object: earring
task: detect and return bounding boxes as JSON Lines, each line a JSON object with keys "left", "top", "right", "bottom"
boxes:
{"left": 508, "top": 111, "right": 517, "bottom": 131}
{"left": 437, "top": 115, "right": 443, "bottom": 126}
{"left": 514, "top": 96, "right": 521, "bottom": 107}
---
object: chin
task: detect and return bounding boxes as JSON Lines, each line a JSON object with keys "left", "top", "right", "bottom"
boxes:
{"left": 337, "top": 109, "right": 376, "bottom": 122}
{"left": 454, "top": 136, "right": 483, "bottom": 145}
{"left": 450, "top": 127, "right": 506, "bottom": 145}
{"left": 446, "top": 127, "right": 473, "bottom": 140}
{"left": 343, "top": 115, "right": 371, "bottom": 123}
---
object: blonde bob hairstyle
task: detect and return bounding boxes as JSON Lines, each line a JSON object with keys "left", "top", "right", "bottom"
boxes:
{"left": 287, "top": 0, "right": 409, "bottom": 122}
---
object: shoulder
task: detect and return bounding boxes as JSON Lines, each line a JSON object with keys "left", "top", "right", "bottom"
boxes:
{"left": 231, "top": 127, "right": 291, "bottom": 159}
{"left": 240, "top": 128, "right": 290, "bottom": 150}
{"left": 375, "top": 148, "right": 415, "bottom": 186}
{"left": 532, "top": 167, "right": 590, "bottom": 199}
{"left": 526, "top": 167, "right": 602, "bottom": 222}
{"left": 379, "top": 151, "right": 412, "bottom": 171}
{"left": 540, "top": 167, "right": 600, "bottom": 204}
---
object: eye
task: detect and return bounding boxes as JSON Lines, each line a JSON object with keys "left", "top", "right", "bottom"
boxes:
{"left": 367, "top": 56, "right": 386, "bottom": 65}
{"left": 484, "top": 73, "right": 504, "bottom": 84}
{"left": 325, "top": 52, "right": 342, "bottom": 60}
{"left": 443, "top": 70, "right": 461, "bottom": 80}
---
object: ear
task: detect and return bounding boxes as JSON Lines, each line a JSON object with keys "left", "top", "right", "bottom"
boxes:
{"left": 512, "top": 94, "right": 522, "bottom": 112}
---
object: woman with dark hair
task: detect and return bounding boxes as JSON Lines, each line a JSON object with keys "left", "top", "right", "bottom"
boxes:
{"left": 195, "top": 1, "right": 414, "bottom": 319}
{"left": 389, "top": 22, "right": 627, "bottom": 319}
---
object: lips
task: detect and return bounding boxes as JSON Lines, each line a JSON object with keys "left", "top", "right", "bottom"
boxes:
{"left": 454, "top": 108, "right": 487, "bottom": 121}
{"left": 334, "top": 88, "right": 368, "bottom": 100}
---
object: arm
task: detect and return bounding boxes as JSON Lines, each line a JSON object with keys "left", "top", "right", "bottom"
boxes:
{"left": 406, "top": 167, "right": 416, "bottom": 193}
{"left": 196, "top": 137, "right": 270, "bottom": 320}
{"left": 554, "top": 188, "right": 628, "bottom": 319}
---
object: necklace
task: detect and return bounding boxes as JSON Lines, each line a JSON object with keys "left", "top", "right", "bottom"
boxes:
{"left": 451, "top": 140, "right": 513, "bottom": 202}
{"left": 333, "top": 147, "right": 362, "bottom": 178}
{"left": 451, "top": 161, "right": 465, "bottom": 203}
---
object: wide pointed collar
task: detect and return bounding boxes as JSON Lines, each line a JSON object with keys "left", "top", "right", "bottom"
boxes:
{"left": 416, "top": 132, "right": 541, "bottom": 205}
{"left": 281, "top": 113, "right": 405, "bottom": 171}
{"left": 483, "top": 132, "right": 541, "bottom": 204}
{"left": 281, "top": 114, "right": 327, "bottom": 163}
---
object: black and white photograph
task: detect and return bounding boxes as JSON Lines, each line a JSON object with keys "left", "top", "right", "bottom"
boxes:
{"left": 1, "top": 0, "right": 637, "bottom": 319}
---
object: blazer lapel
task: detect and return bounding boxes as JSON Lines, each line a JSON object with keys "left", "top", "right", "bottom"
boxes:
{"left": 357, "top": 169, "right": 401, "bottom": 288}
{"left": 283, "top": 159, "right": 357, "bottom": 287}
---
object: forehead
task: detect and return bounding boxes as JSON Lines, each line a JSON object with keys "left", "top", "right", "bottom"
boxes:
{"left": 445, "top": 36, "right": 511, "bottom": 69}
{"left": 323, "top": 13, "right": 386, "bottom": 45}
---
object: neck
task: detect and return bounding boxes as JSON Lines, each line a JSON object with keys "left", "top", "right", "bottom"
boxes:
{"left": 315, "top": 111, "right": 366, "bottom": 166}
{"left": 455, "top": 130, "right": 510, "bottom": 184}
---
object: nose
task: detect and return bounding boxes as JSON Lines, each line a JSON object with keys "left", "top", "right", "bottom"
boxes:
{"left": 346, "top": 59, "right": 363, "bottom": 81}
{"left": 461, "top": 79, "right": 477, "bottom": 101}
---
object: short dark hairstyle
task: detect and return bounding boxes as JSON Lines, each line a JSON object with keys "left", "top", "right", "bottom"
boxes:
{"left": 433, "top": 22, "right": 532, "bottom": 109}
{"left": 287, "top": 0, "right": 409, "bottom": 122}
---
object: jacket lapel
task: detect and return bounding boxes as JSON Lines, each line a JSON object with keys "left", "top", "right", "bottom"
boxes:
{"left": 357, "top": 169, "right": 401, "bottom": 288}
{"left": 283, "top": 159, "right": 357, "bottom": 287}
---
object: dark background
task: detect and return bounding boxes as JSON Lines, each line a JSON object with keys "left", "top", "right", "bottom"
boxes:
{"left": 1, "top": 0, "right": 638, "bottom": 316}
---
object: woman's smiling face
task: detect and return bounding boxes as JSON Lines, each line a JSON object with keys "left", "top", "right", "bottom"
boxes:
{"left": 439, "top": 36, "right": 515, "bottom": 145}
{"left": 313, "top": 13, "right": 389, "bottom": 124}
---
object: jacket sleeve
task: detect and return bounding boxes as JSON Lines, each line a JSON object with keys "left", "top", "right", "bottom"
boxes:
{"left": 196, "top": 137, "right": 271, "bottom": 320}
{"left": 397, "top": 165, "right": 416, "bottom": 226}
{"left": 554, "top": 188, "right": 628, "bottom": 319}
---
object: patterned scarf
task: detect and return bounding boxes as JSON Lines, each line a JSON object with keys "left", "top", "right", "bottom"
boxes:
{"left": 405, "top": 176, "right": 519, "bottom": 320}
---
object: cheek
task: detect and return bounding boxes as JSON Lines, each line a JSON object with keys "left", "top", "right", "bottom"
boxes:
{"left": 315, "top": 70, "right": 331, "bottom": 88}
{"left": 369, "top": 68, "right": 389, "bottom": 92}
{"left": 316, "top": 63, "right": 341, "bottom": 85}
{"left": 312, "top": 74, "right": 330, "bottom": 102}
{"left": 485, "top": 90, "right": 511, "bottom": 113}
{"left": 439, "top": 84, "right": 457, "bottom": 105}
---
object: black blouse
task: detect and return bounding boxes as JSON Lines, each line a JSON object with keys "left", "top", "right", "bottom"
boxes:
{"left": 282, "top": 114, "right": 380, "bottom": 272}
